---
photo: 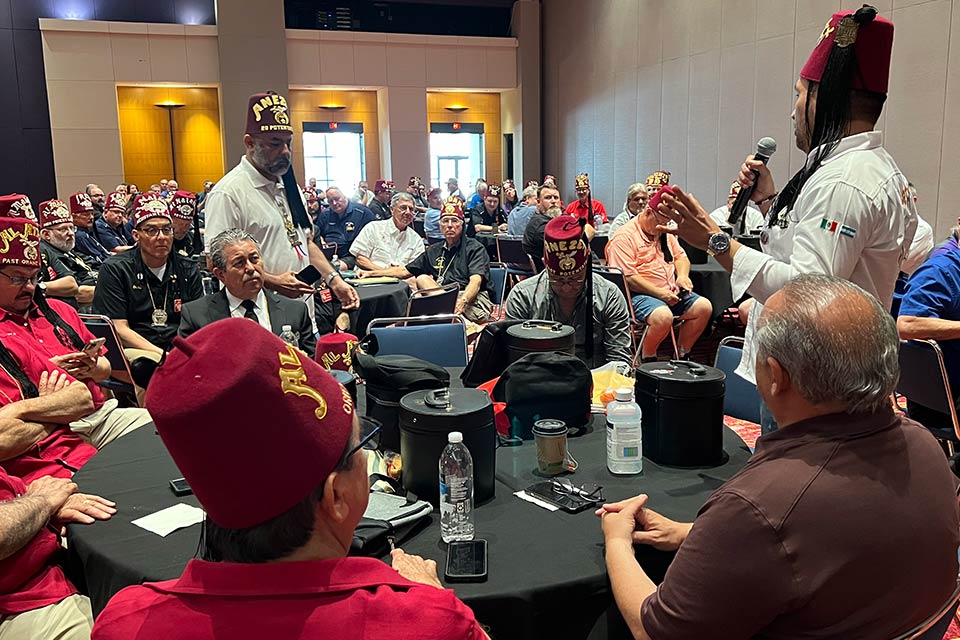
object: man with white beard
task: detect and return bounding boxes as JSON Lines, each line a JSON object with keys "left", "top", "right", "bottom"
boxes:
{"left": 38, "top": 198, "right": 97, "bottom": 310}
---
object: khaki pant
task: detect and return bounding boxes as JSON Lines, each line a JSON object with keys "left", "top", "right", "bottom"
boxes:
{"left": 70, "top": 399, "right": 151, "bottom": 449}
{"left": 462, "top": 291, "right": 494, "bottom": 323}
{"left": 0, "top": 594, "right": 92, "bottom": 640}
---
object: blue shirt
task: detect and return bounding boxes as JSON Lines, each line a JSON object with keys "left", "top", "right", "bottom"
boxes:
{"left": 899, "top": 249, "right": 960, "bottom": 387}
{"left": 424, "top": 207, "right": 442, "bottom": 238}
{"left": 95, "top": 218, "right": 131, "bottom": 251}
{"left": 314, "top": 201, "right": 375, "bottom": 250}
{"left": 508, "top": 204, "right": 536, "bottom": 236}
{"left": 930, "top": 234, "right": 959, "bottom": 260}
{"left": 466, "top": 193, "right": 482, "bottom": 210}
{"left": 74, "top": 227, "right": 111, "bottom": 265}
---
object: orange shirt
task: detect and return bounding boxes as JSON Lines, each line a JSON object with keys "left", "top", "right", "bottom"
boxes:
{"left": 605, "top": 215, "right": 686, "bottom": 292}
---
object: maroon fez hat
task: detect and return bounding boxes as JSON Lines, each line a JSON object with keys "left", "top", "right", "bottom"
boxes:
{"left": 245, "top": 92, "right": 293, "bottom": 136}
{"left": 147, "top": 319, "right": 355, "bottom": 529}
{"left": 68, "top": 192, "right": 93, "bottom": 215}
{"left": 39, "top": 199, "right": 72, "bottom": 229}
{"left": 169, "top": 190, "right": 196, "bottom": 221}
{"left": 800, "top": 7, "right": 893, "bottom": 94}
{"left": 543, "top": 216, "right": 589, "bottom": 277}
{"left": 315, "top": 331, "right": 360, "bottom": 372}
{"left": 0, "top": 194, "right": 37, "bottom": 222}
{"left": 131, "top": 193, "right": 172, "bottom": 228}
{"left": 0, "top": 216, "right": 41, "bottom": 268}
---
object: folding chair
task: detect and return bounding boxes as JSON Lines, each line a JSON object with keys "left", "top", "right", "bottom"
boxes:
{"left": 713, "top": 336, "right": 761, "bottom": 424}
{"left": 595, "top": 265, "right": 678, "bottom": 364}
{"left": 896, "top": 339, "right": 960, "bottom": 453}
{"left": 366, "top": 315, "right": 468, "bottom": 367}
{"left": 495, "top": 235, "right": 535, "bottom": 283}
{"left": 893, "top": 577, "right": 960, "bottom": 640}
{"left": 487, "top": 262, "right": 509, "bottom": 320}
{"left": 406, "top": 283, "right": 459, "bottom": 317}
{"left": 78, "top": 314, "right": 138, "bottom": 406}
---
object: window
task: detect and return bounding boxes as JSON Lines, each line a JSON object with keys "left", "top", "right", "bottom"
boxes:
{"left": 302, "top": 122, "right": 365, "bottom": 193}
{"left": 429, "top": 123, "right": 484, "bottom": 192}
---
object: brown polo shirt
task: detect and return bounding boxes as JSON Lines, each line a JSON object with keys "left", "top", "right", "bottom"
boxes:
{"left": 642, "top": 408, "right": 960, "bottom": 639}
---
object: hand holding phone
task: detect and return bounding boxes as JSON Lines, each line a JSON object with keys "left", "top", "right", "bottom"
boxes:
{"left": 81, "top": 337, "right": 106, "bottom": 358}
{"left": 295, "top": 265, "right": 323, "bottom": 286}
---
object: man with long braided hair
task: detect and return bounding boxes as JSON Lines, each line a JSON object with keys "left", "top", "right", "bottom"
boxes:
{"left": 654, "top": 6, "right": 916, "bottom": 434}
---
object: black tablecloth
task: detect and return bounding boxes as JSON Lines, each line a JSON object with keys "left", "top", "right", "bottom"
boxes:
{"left": 475, "top": 232, "right": 500, "bottom": 260}
{"left": 349, "top": 281, "right": 410, "bottom": 334}
{"left": 68, "top": 403, "right": 750, "bottom": 639}
{"left": 690, "top": 258, "right": 734, "bottom": 316}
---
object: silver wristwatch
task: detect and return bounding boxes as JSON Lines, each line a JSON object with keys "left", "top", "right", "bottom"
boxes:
{"left": 706, "top": 232, "right": 731, "bottom": 257}
{"left": 324, "top": 271, "right": 341, "bottom": 287}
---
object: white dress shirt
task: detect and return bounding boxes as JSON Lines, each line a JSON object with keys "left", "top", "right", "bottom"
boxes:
{"left": 225, "top": 288, "right": 272, "bottom": 333}
{"left": 901, "top": 214, "right": 934, "bottom": 276}
{"left": 732, "top": 130, "right": 918, "bottom": 383}
{"left": 348, "top": 218, "right": 425, "bottom": 267}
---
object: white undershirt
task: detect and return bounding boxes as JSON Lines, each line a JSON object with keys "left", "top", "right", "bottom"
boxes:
{"left": 148, "top": 264, "right": 166, "bottom": 280}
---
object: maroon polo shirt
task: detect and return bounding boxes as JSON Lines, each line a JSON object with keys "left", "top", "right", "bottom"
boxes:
{"left": 0, "top": 468, "right": 77, "bottom": 615}
{"left": 92, "top": 556, "right": 488, "bottom": 640}
{"left": 642, "top": 409, "right": 960, "bottom": 639}
{"left": 0, "top": 300, "right": 106, "bottom": 408}
{"left": 0, "top": 338, "right": 96, "bottom": 482}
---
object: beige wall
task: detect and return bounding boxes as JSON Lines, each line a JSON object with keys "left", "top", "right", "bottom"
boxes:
{"left": 39, "top": 18, "right": 219, "bottom": 199}
{"left": 543, "top": 0, "right": 960, "bottom": 239}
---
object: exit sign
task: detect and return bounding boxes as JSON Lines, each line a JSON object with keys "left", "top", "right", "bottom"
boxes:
{"left": 452, "top": 122, "right": 461, "bottom": 130}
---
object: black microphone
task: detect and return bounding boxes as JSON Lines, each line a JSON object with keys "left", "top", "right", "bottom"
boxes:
{"left": 728, "top": 137, "right": 777, "bottom": 233}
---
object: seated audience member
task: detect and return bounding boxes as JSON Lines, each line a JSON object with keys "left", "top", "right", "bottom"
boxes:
{"left": 180, "top": 229, "right": 315, "bottom": 357}
{"left": 93, "top": 194, "right": 203, "bottom": 356}
{"left": 305, "top": 190, "right": 320, "bottom": 224}
{"left": 351, "top": 180, "right": 374, "bottom": 207}
{"left": 38, "top": 199, "right": 97, "bottom": 310}
{"left": 314, "top": 187, "right": 375, "bottom": 268}
{"left": 369, "top": 180, "right": 394, "bottom": 221}
{"left": 521, "top": 184, "right": 564, "bottom": 265}
{"left": 708, "top": 181, "right": 766, "bottom": 233}
{"left": 470, "top": 184, "right": 507, "bottom": 233}
{"left": 0, "top": 469, "right": 115, "bottom": 639}
{"left": 95, "top": 192, "right": 134, "bottom": 253}
{"left": 501, "top": 179, "right": 519, "bottom": 216}
{"left": 424, "top": 188, "right": 444, "bottom": 240}
{"left": 69, "top": 193, "right": 110, "bottom": 269}
{"left": 897, "top": 245, "right": 960, "bottom": 429}
{"left": 85, "top": 183, "right": 105, "bottom": 218}
{"left": 169, "top": 191, "right": 201, "bottom": 257}
{"left": 505, "top": 217, "right": 631, "bottom": 367}
{"left": 164, "top": 180, "right": 179, "bottom": 201}
{"left": 507, "top": 184, "right": 539, "bottom": 236}
{"left": 446, "top": 177, "right": 465, "bottom": 201}
{"left": 564, "top": 173, "right": 607, "bottom": 223}
{"left": 406, "top": 177, "right": 428, "bottom": 213}
{"left": 349, "top": 193, "right": 424, "bottom": 278}
{"left": 608, "top": 183, "right": 648, "bottom": 238}
{"left": 359, "top": 199, "right": 493, "bottom": 322}
{"left": 467, "top": 179, "right": 487, "bottom": 211}
{"left": 0, "top": 196, "right": 76, "bottom": 307}
{"left": 195, "top": 180, "right": 214, "bottom": 214}
{"left": 91, "top": 320, "right": 489, "bottom": 640}
{"left": 606, "top": 195, "right": 712, "bottom": 361}
{"left": 644, "top": 170, "right": 670, "bottom": 196}
{"left": 149, "top": 184, "right": 162, "bottom": 195}
{"left": 598, "top": 274, "right": 960, "bottom": 639}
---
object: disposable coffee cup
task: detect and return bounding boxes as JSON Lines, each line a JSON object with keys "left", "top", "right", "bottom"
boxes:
{"left": 532, "top": 419, "right": 576, "bottom": 475}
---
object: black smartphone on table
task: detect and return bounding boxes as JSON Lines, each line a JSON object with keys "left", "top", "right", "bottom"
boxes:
{"left": 169, "top": 477, "right": 192, "bottom": 496}
{"left": 444, "top": 539, "right": 488, "bottom": 583}
{"left": 295, "top": 265, "right": 323, "bottom": 285}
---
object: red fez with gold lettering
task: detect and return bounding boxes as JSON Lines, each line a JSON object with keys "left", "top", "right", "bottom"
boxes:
{"left": 105, "top": 191, "right": 127, "bottom": 212}
{"left": 245, "top": 91, "right": 293, "bottom": 136}
{"left": 543, "top": 216, "right": 589, "bottom": 277}
{"left": 0, "top": 194, "right": 37, "bottom": 221}
{"left": 0, "top": 216, "right": 41, "bottom": 268}
{"left": 440, "top": 198, "right": 465, "bottom": 220}
{"left": 646, "top": 171, "right": 671, "bottom": 190}
{"left": 39, "top": 199, "right": 72, "bottom": 229}
{"left": 169, "top": 190, "right": 196, "bottom": 221}
{"left": 502, "top": 179, "right": 515, "bottom": 190}
{"left": 801, "top": 7, "right": 893, "bottom": 94}
{"left": 147, "top": 319, "right": 355, "bottom": 529}
{"left": 69, "top": 192, "right": 94, "bottom": 215}
{"left": 487, "top": 184, "right": 501, "bottom": 199}
{"left": 374, "top": 179, "right": 395, "bottom": 195}
{"left": 131, "top": 193, "right": 172, "bottom": 228}
{"left": 315, "top": 331, "right": 359, "bottom": 373}
{"left": 574, "top": 173, "right": 590, "bottom": 190}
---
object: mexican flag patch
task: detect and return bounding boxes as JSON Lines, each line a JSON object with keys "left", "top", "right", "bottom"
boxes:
{"left": 820, "top": 218, "right": 857, "bottom": 239}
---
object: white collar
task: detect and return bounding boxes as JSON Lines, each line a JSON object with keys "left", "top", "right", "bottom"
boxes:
{"left": 805, "top": 130, "right": 882, "bottom": 168}
{"left": 240, "top": 156, "right": 281, "bottom": 191}
{"left": 225, "top": 287, "right": 267, "bottom": 313}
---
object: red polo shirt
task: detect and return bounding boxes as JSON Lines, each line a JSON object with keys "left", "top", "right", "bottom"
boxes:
{"left": 564, "top": 198, "right": 608, "bottom": 223}
{"left": 0, "top": 338, "right": 97, "bottom": 482}
{"left": 0, "top": 300, "right": 105, "bottom": 408}
{"left": 0, "top": 468, "right": 77, "bottom": 615}
{"left": 92, "top": 557, "right": 488, "bottom": 640}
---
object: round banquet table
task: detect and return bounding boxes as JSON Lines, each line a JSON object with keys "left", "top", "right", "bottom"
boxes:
{"left": 322, "top": 281, "right": 410, "bottom": 335}
{"left": 474, "top": 231, "right": 501, "bottom": 260}
{"left": 67, "top": 398, "right": 750, "bottom": 639}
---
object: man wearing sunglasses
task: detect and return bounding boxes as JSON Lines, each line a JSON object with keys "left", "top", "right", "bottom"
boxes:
{"left": 93, "top": 194, "right": 203, "bottom": 356}
{"left": 93, "top": 320, "right": 489, "bottom": 640}
{"left": 505, "top": 216, "right": 631, "bottom": 367}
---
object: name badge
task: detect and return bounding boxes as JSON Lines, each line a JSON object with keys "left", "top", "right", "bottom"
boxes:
{"left": 174, "top": 299, "right": 182, "bottom": 313}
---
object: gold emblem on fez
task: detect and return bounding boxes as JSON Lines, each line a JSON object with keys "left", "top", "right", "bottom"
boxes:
{"left": 817, "top": 20, "right": 835, "bottom": 44}
{"left": 834, "top": 16, "right": 857, "bottom": 48}
{"left": 143, "top": 200, "right": 167, "bottom": 215}
{"left": 272, "top": 106, "right": 289, "bottom": 125}
{"left": 278, "top": 344, "right": 328, "bottom": 420}
{"left": 23, "top": 243, "right": 38, "bottom": 262}
{"left": 557, "top": 250, "right": 578, "bottom": 273}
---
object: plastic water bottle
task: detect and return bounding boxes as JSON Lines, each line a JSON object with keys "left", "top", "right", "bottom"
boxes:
{"left": 279, "top": 325, "right": 297, "bottom": 347}
{"left": 606, "top": 388, "right": 643, "bottom": 475}
{"left": 439, "top": 431, "right": 475, "bottom": 542}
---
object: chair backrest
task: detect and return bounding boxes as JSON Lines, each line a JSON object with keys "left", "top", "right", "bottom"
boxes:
{"left": 488, "top": 262, "right": 509, "bottom": 308}
{"left": 321, "top": 243, "right": 337, "bottom": 261}
{"left": 406, "top": 283, "right": 459, "bottom": 317}
{"left": 413, "top": 219, "right": 426, "bottom": 238}
{"left": 894, "top": 578, "right": 960, "bottom": 640}
{"left": 367, "top": 315, "right": 468, "bottom": 367}
{"left": 595, "top": 266, "right": 638, "bottom": 325}
{"left": 78, "top": 314, "right": 133, "bottom": 377}
{"left": 496, "top": 236, "right": 534, "bottom": 271}
{"left": 896, "top": 339, "right": 960, "bottom": 440}
{"left": 713, "top": 336, "right": 762, "bottom": 424}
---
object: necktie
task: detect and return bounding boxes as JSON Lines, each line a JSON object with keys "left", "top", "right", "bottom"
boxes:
{"left": 240, "top": 299, "right": 258, "bottom": 323}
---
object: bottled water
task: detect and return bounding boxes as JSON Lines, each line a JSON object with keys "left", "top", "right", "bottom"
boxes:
{"left": 279, "top": 325, "right": 297, "bottom": 347}
{"left": 606, "top": 387, "right": 643, "bottom": 475}
{"left": 439, "top": 431, "right": 475, "bottom": 542}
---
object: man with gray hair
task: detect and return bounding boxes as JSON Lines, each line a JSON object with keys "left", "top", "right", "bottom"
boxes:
{"left": 314, "top": 186, "right": 375, "bottom": 269}
{"left": 179, "top": 228, "right": 315, "bottom": 356}
{"left": 506, "top": 184, "right": 539, "bottom": 236}
{"left": 349, "top": 192, "right": 424, "bottom": 281}
{"left": 597, "top": 273, "right": 960, "bottom": 640}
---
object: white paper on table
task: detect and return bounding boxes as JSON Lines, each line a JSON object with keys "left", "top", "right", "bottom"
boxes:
{"left": 131, "top": 503, "right": 205, "bottom": 537}
{"left": 514, "top": 490, "right": 559, "bottom": 512}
